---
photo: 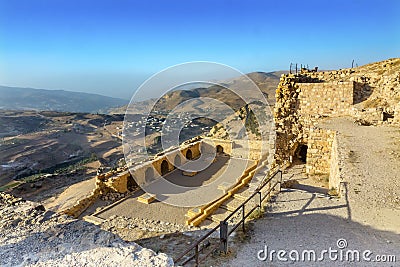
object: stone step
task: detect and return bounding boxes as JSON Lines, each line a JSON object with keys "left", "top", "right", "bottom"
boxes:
{"left": 199, "top": 218, "right": 220, "bottom": 230}
{"left": 233, "top": 187, "right": 253, "bottom": 201}
{"left": 217, "top": 182, "right": 235, "bottom": 194}
{"left": 220, "top": 197, "right": 243, "bottom": 212}
{"left": 251, "top": 173, "right": 265, "bottom": 183}
{"left": 247, "top": 184, "right": 259, "bottom": 193}
{"left": 137, "top": 193, "right": 155, "bottom": 204}
{"left": 83, "top": 215, "right": 105, "bottom": 225}
{"left": 185, "top": 207, "right": 202, "bottom": 219}
{"left": 210, "top": 207, "right": 230, "bottom": 223}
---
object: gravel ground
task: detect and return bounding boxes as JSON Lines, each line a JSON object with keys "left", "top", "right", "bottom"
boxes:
{"left": 222, "top": 188, "right": 400, "bottom": 266}
{"left": 320, "top": 118, "right": 400, "bottom": 233}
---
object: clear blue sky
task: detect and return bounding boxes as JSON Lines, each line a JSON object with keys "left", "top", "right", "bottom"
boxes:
{"left": 0, "top": 0, "right": 399, "bottom": 99}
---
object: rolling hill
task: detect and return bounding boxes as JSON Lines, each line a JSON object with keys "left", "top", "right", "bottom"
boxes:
{"left": 0, "top": 86, "right": 129, "bottom": 113}
{"left": 111, "top": 71, "right": 285, "bottom": 114}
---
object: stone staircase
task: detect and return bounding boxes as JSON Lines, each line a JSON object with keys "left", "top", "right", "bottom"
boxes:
{"left": 185, "top": 155, "right": 275, "bottom": 228}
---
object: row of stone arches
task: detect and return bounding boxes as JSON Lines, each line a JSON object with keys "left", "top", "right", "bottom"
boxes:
{"left": 145, "top": 148, "right": 195, "bottom": 180}
{"left": 143, "top": 145, "right": 224, "bottom": 183}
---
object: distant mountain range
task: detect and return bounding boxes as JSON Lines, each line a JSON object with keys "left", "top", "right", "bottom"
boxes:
{"left": 111, "top": 71, "right": 286, "bottom": 114}
{"left": 0, "top": 86, "right": 129, "bottom": 113}
{"left": 0, "top": 71, "right": 285, "bottom": 114}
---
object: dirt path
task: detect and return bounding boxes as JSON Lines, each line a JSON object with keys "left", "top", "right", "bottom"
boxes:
{"left": 320, "top": 118, "right": 400, "bottom": 233}
{"left": 222, "top": 119, "right": 400, "bottom": 266}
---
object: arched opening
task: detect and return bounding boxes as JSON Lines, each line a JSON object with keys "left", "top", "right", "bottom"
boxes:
{"left": 297, "top": 144, "right": 308, "bottom": 163}
{"left": 216, "top": 145, "right": 224, "bottom": 154}
{"left": 161, "top": 160, "right": 169, "bottom": 176}
{"left": 186, "top": 149, "right": 193, "bottom": 160}
{"left": 144, "top": 167, "right": 154, "bottom": 183}
{"left": 127, "top": 175, "right": 136, "bottom": 191}
{"left": 174, "top": 154, "right": 181, "bottom": 169}
{"left": 383, "top": 112, "right": 394, "bottom": 122}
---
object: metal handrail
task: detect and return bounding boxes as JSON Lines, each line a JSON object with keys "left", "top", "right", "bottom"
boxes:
{"left": 174, "top": 169, "right": 282, "bottom": 266}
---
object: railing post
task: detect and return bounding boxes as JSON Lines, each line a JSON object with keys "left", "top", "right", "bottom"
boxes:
{"left": 257, "top": 191, "right": 262, "bottom": 211}
{"left": 220, "top": 221, "right": 228, "bottom": 254}
{"left": 242, "top": 205, "right": 245, "bottom": 232}
{"left": 195, "top": 244, "right": 199, "bottom": 266}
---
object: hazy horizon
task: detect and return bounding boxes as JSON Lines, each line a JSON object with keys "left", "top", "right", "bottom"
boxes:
{"left": 1, "top": 0, "right": 399, "bottom": 100}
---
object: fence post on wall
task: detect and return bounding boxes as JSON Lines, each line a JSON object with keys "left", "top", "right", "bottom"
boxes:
{"left": 242, "top": 205, "right": 245, "bottom": 232}
{"left": 195, "top": 244, "right": 199, "bottom": 266}
{"left": 220, "top": 221, "right": 228, "bottom": 254}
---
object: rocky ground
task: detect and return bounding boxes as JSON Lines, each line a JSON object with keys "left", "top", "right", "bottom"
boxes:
{"left": 0, "top": 193, "right": 173, "bottom": 267}
{"left": 99, "top": 215, "right": 221, "bottom": 263}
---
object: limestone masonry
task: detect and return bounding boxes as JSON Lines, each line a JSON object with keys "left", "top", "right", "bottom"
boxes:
{"left": 274, "top": 58, "right": 400, "bottom": 190}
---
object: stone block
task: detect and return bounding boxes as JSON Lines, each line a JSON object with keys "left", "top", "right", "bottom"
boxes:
{"left": 137, "top": 193, "right": 156, "bottom": 204}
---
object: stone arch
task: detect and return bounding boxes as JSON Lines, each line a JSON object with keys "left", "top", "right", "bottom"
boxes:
{"left": 216, "top": 145, "right": 224, "bottom": 154}
{"left": 161, "top": 160, "right": 169, "bottom": 176}
{"left": 186, "top": 149, "right": 193, "bottom": 160}
{"left": 174, "top": 154, "right": 181, "bottom": 169}
{"left": 296, "top": 144, "right": 308, "bottom": 163}
{"left": 145, "top": 167, "right": 154, "bottom": 182}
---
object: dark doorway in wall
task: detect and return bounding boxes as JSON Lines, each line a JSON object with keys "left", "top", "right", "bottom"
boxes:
{"left": 174, "top": 154, "right": 181, "bottom": 169}
{"left": 145, "top": 167, "right": 154, "bottom": 183}
{"left": 383, "top": 112, "right": 394, "bottom": 121}
{"left": 186, "top": 149, "right": 193, "bottom": 160}
{"left": 161, "top": 160, "right": 169, "bottom": 176}
{"left": 298, "top": 145, "right": 308, "bottom": 163}
{"left": 127, "top": 175, "right": 136, "bottom": 191}
{"left": 216, "top": 145, "right": 224, "bottom": 154}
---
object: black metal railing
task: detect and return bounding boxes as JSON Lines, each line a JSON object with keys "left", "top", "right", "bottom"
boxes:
{"left": 174, "top": 169, "right": 282, "bottom": 266}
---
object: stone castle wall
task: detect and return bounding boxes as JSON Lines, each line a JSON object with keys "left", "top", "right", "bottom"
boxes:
{"left": 305, "top": 128, "right": 336, "bottom": 175}
{"left": 61, "top": 138, "right": 233, "bottom": 217}
{"left": 298, "top": 82, "right": 354, "bottom": 117}
{"left": 130, "top": 141, "right": 202, "bottom": 187}
{"left": 274, "top": 73, "right": 356, "bottom": 190}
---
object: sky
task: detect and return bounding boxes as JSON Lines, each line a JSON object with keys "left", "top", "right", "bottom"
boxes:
{"left": 0, "top": 0, "right": 399, "bottom": 99}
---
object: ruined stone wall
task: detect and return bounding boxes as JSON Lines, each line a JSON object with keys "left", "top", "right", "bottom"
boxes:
{"left": 300, "top": 59, "right": 400, "bottom": 125}
{"left": 274, "top": 73, "right": 354, "bottom": 191}
{"left": 274, "top": 73, "right": 356, "bottom": 165}
{"left": 274, "top": 74, "right": 322, "bottom": 165}
{"left": 305, "top": 128, "right": 336, "bottom": 175}
{"left": 201, "top": 138, "right": 233, "bottom": 155}
{"left": 298, "top": 82, "right": 354, "bottom": 117}
{"left": 104, "top": 170, "right": 131, "bottom": 193}
{"left": 394, "top": 103, "right": 400, "bottom": 124}
{"left": 62, "top": 182, "right": 105, "bottom": 218}
{"left": 61, "top": 167, "right": 135, "bottom": 217}
{"left": 63, "top": 126, "right": 273, "bottom": 217}
{"left": 130, "top": 141, "right": 202, "bottom": 186}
